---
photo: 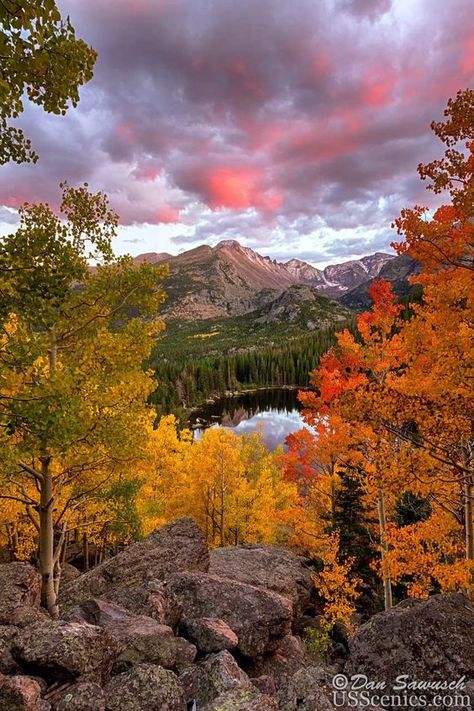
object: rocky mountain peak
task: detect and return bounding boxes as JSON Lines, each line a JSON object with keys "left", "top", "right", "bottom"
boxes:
{"left": 132, "top": 240, "right": 402, "bottom": 319}
{"left": 215, "top": 239, "right": 242, "bottom": 251}
{"left": 134, "top": 251, "right": 172, "bottom": 264}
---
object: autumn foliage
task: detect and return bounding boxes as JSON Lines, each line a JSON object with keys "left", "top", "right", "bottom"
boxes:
{"left": 0, "top": 89, "right": 472, "bottom": 635}
{"left": 284, "top": 88, "right": 474, "bottom": 623}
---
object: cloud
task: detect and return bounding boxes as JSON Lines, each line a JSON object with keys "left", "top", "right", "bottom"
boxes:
{"left": 0, "top": 207, "right": 19, "bottom": 225}
{"left": 0, "top": 0, "right": 472, "bottom": 261}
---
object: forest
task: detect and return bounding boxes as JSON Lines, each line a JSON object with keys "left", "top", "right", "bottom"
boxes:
{"left": 0, "top": 0, "right": 473, "bottom": 663}
{"left": 151, "top": 328, "right": 340, "bottom": 414}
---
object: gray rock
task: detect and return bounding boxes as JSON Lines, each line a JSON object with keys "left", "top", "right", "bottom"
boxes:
{"left": 7, "top": 607, "right": 50, "bottom": 629}
{"left": 166, "top": 572, "right": 292, "bottom": 658}
{"left": 12, "top": 620, "right": 121, "bottom": 685}
{"left": 0, "top": 625, "right": 20, "bottom": 673}
{"left": 66, "top": 599, "right": 195, "bottom": 672}
{"left": 251, "top": 675, "right": 276, "bottom": 697}
{"left": 104, "top": 581, "right": 183, "bottom": 628}
{"left": 250, "top": 635, "right": 306, "bottom": 689}
{"left": 179, "top": 650, "right": 251, "bottom": 706}
{"left": 0, "top": 674, "right": 42, "bottom": 711}
{"left": 278, "top": 665, "right": 338, "bottom": 711}
{"left": 59, "top": 518, "right": 209, "bottom": 618}
{"left": 181, "top": 618, "right": 238, "bottom": 654}
{"left": 0, "top": 563, "right": 41, "bottom": 626}
{"left": 104, "top": 663, "right": 186, "bottom": 710}
{"left": 209, "top": 545, "right": 313, "bottom": 618}
{"left": 52, "top": 682, "right": 106, "bottom": 711}
{"left": 345, "top": 593, "right": 474, "bottom": 696}
{"left": 202, "top": 686, "right": 278, "bottom": 710}
{"left": 60, "top": 564, "right": 81, "bottom": 585}
{"left": 279, "top": 665, "right": 385, "bottom": 711}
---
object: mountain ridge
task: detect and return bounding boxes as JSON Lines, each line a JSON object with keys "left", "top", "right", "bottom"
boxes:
{"left": 133, "top": 240, "right": 396, "bottom": 318}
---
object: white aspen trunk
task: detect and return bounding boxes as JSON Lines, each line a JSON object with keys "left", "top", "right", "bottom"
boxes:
{"left": 39, "top": 457, "right": 58, "bottom": 618}
{"left": 38, "top": 325, "right": 59, "bottom": 618}
{"left": 378, "top": 489, "right": 393, "bottom": 610}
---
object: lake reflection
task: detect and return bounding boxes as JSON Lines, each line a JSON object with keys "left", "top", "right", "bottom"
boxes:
{"left": 189, "top": 388, "right": 312, "bottom": 450}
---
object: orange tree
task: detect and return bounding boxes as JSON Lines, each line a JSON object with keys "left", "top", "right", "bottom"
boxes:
{"left": 390, "top": 88, "right": 474, "bottom": 566}
{"left": 288, "top": 89, "right": 474, "bottom": 605}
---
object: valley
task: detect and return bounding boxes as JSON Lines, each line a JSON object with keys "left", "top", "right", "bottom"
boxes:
{"left": 0, "top": 3, "right": 471, "bottom": 707}
{"left": 147, "top": 241, "right": 418, "bottom": 415}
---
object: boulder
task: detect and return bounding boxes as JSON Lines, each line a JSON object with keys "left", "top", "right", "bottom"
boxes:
{"left": 51, "top": 682, "right": 106, "bottom": 711}
{"left": 66, "top": 598, "right": 195, "bottom": 672}
{"left": 60, "top": 564, "right": 81, "bottom": 585}
{"left": 251, "top": 675, "right": 276, "bottom": 697}
{"left": 0, "top": 674, "right": 42, "bottom": 711}
{"left": 278, "top": 665, "right": 339, "bottom": 711}
{"left": 104, "top": 663, "right": 186, "bottom": 711}
{"left": 181, "top": 618, "right": 238, "bottom": 654}
{"left": 210, "top": 545, "right": 313, "bottom": 618}
{"left": 11, "top": 620, "right": 121, "bottom": 685}
{"left": 59, "top": 518, "right": 209, "bottom": 617}
{"left": 166, "top": 572, "right": 292, "bottom": 658}
{"left": 202, "top": 687, "right": 278, "bottom": 711}
{"left": 103, "top": 581, "right": 182, "bottom": 628}
{"left": 0, "top": 625, "right": 20, "bottom": 674}
{"left": 0, "top": 563, "right": 41, "bottom": 626}
{"left": 6, "top": 607, "right": 50, "bottom": 629}
{"left": 345, "top": 593, "right": 474, "bottom": 689}
{"left": 173, "top": 637, "right": 197, "bottom": 672}
{"left": 249, "top": 635, "right": 306, "bottom": 689}
{"left": 179, "top": 650, "right": 251, "bottom": 706}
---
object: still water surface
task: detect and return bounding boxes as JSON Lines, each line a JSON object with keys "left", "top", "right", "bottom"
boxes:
{"left": 188, "top": 388, "right": 311, "bottom": 450}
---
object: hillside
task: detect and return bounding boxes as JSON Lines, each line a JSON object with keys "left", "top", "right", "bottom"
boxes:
{"left": 2, "top": 522, "right": 472, "bottom": 710}
{"left": 156, "top": 284, "right": 353, "bottom": 360}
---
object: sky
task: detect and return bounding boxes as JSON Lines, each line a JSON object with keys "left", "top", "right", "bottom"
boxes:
{"left": 1, "top": 0, "right": 473, "bottom": 267}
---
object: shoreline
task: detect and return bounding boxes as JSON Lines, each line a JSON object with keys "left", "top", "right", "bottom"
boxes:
{"left": 186, "top": 384, "right": 311, "bottom": 416}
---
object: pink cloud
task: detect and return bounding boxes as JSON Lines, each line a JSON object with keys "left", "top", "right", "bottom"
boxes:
{"left": 361, "top": 68, "right": 397, "bottom": 108}
{"left": 206, "top": 167, "right": 262, "bottom": 209}
{"left": 115, "top": 122, "right": 138, "bottom": 143}
{"left": 226, "top": 59, "right": 265, "bottom": 99}
{"left": 134, "top": 163, "right": 162, "bottom": 181}
{"left": 461, "top": 36, "right": 474, "bottom": 75}
{"left": 152, "top": 206, "right": 181, "bottom": 224}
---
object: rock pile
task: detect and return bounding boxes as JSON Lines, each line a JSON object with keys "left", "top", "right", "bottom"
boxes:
{"left": 0, "top": 517, "right": 473, "bottom": 710}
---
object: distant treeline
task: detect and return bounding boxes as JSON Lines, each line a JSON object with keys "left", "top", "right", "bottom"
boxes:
{"left": 150, "top": 327, "right": 340, "bottom": 415}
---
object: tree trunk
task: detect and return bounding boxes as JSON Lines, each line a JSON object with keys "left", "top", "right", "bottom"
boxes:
{"left": 330, "top": 472, "right": 337, "bottom": 529}
{"left": 83, "top": 532, "right": 89, "bottom": 571}
{"left": 39, "top": 457, "right": 58, "bottom": 618}
{"left": 38, "top": 326, "right": 59, "bottom": 618}
{"left": 220, "top": 468, "right": 225, "bottom": 547}
{"left": 464, "top": 477, "right": 474, "bottom": 561}
{"left": 377, "top": 489, "right": 392, "bottom": 610}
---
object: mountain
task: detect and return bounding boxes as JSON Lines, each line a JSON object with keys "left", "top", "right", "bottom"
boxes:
{"left": 146, "top": 240, "right": 296, "bottom": 320}
{"left": 256, "top": 284, "right": 352, "bottom": 330}
{"left": 285, "top": 252, "right": 394, "bottom": 299}
{"left": 132, "top": 241, "right": 396, "bottom": 320}
{"left": 340, "top": 254, "right": 422, "bottom": 310}
{"left": 133, "top": 251, "right": 172, "bottom": 264}
{"left": 158, "top": 283, "right": 353, "bottom": 359}
{"left": 284, "top": 258, "right": 326, "bottom": 289}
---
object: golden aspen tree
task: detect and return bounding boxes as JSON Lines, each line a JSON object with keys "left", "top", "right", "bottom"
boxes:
{"left": 0, "top": 184, "right": 167, "bottom": 616}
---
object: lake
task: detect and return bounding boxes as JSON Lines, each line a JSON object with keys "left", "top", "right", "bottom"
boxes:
{"left": 188, "top": 387, "right": 311, "bottom": 450}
